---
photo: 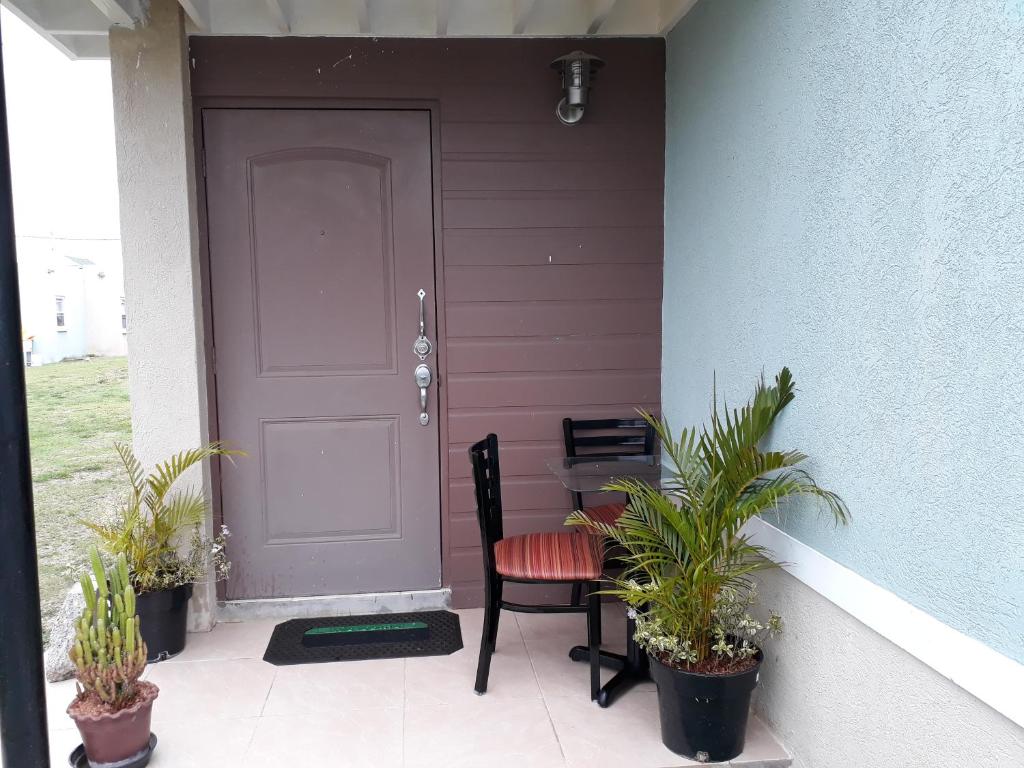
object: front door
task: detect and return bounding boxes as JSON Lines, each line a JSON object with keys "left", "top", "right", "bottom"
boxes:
{"left": 203, "top": 109, "right": 441, "bottom": 599}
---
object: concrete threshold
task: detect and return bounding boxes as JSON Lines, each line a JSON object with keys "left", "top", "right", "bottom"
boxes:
{"left": 216, "top": 587, "right": 452, "bottom": 622}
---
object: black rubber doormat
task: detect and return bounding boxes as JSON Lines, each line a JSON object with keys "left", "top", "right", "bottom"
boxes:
{"left": 262, "top": 610, "right": 463, "bottom": 666}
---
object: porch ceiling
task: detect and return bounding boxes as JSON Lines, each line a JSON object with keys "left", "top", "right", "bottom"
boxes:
{"left": 1, "top": 0, "right": 698, "bottom": 60}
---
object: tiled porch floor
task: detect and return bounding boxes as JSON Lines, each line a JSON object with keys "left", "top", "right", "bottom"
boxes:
{"left": 42, "top": 606, "right": 790, "bottom": 767}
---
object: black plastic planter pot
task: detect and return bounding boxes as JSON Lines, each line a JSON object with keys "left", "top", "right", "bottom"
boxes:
{"left": 136, "top": 584, "right": 193, "bottom": 662}
{"left": 648, "top": 650, "right": 762, "bottom": 763}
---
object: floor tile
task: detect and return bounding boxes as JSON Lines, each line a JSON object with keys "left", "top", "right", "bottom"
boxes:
{"left": 262, "top": 657, "right": 405, "bottom": 715}
{"left": 165, "top": 619, "right": 278, "bottom": 663}
{"left": 47, "top": 726, "right": 82, "bottom": 763}
{"left": 404, "top": 697, "right": 565, "bottom": 768}
{"left": 43, "top": 678, "right": 79, "bottom": 731}
{"left": 406, "top": 608, "right": 540, "bottom": 705}
{"left": 517, "top": 605, "right": 655, "bottom": 700}
{"left": 44, "top": 716, "right": 257, "bottom": 768}
{"left": 520, "top": 632, "right": 600, "bottom": 700}
{"left": 545, "top": 690, "right": 697, "bottom": 768}
{"left": 145, "top": 658, "right": 276, "bottom": 721}
{"left": 454, "top": 607, "right": 527, "bottom": 649}
{"left": 147, "top": 717, "right": 258, "bottom": 767}
{"left": 246, "top": 710, "right": 403, "bottom": 767}
{"left": 728, "top": 716, "right": 791, "bottom": 767}
{"left": 30, "top": 615, "right": 791, "bottom": 768}
{"left": 406, "top": 644, "right": 541, "bottom": 706}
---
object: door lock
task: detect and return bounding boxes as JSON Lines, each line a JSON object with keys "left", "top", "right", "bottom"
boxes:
{"left": 413, "top": 289, "right": 434, "bottom": 427}
{"left": 413, "top": 289, "right": 433, "bottom": 360}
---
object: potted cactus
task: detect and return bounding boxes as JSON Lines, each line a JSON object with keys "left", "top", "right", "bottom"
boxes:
{"left": 67, "top": 548, "right": 158, "bottom": 766}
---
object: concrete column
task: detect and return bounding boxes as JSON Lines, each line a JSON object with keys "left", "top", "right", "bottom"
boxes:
{"left": 110, "top": 0, "right": 216, "bottom": 631}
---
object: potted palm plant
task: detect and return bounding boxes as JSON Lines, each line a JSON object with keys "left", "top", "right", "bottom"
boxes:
{"left": 67, "top": 548, "right": 157, "bottom": 766}
{"left": 82, "top": 443, "right": 241, "bottom": 661}
{"left": 569, "top": 368, "right": 848, "bottom": 762}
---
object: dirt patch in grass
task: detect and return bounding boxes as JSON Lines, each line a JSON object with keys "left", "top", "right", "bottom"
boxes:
{"left": 25, "top": 357, "right": 131, "bottom": 641}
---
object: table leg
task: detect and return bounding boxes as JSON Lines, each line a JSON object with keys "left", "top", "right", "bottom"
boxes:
{"left": 568, "top": 613, "right": 649, "bottom": 707}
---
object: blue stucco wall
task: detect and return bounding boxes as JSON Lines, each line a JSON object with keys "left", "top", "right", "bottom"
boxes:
{"left": 663, "top": 0, "right": 1024, "bottom": 662}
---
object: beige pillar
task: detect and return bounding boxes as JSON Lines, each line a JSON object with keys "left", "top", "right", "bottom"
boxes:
{"left": 109, "top": 0, "right": 216, "bottom": 631}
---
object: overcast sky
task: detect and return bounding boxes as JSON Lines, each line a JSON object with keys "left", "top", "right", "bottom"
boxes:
{"left": 1, "top": 6, "right": 120, "bottom": 241}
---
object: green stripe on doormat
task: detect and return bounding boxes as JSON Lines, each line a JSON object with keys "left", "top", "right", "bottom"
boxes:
{"left": 304, "top": 621, "right": 429, "bottom": 637}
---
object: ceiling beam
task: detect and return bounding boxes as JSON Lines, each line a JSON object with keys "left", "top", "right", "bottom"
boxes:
{"left": 586, "top": 0, "right": 618, "bottom": 35}
{"left": 658, "top": 0, "right": 698, "bottom": 35}
{"left": 178, "top": 0, "right": 210, "bottom": 32}
{"left": 55, "top": 33, "right": 111, "bottom": 59}
{"left": 47, "top": 28, "right": 110, "bottom": 36}
{"left": 87, "top": 0, "right": 146, "bottom": 28}
{"left": 512, "top": 0, "right": 539, "bottom": 35}
{"left": 263, "top": 0, "right": 290, "bottom": 33}
{"left": 435, "top": 0, "right": 451, "bottom": 35}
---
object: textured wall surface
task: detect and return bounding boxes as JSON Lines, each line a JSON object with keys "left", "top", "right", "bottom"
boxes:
{"left": 189, "top": 36, "right": 664, "bottom": 607}
{"left": 753, "top": 568, "right": 1024, "bottom": 768}
{"left": 110, "top": 0, "right": 216, "bottom": 630}
{"left": 664, "top": 0, "right": 1024, "bottom": 662}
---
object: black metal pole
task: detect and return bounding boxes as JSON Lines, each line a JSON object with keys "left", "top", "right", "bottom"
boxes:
{"left": 0, "top": 14, "right": 52, "bottom": 768}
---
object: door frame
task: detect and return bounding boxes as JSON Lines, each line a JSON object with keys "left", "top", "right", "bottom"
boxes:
{"left": 192, "top": 97, "right": 450, "bottom": 600}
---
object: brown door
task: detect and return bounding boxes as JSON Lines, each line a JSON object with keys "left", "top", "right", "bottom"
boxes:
{"left": 203, "top": 109, "right": 441, "bottom": 599}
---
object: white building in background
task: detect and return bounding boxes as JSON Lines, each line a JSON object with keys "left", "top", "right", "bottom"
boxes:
{"left": 17, "top": 235, "right": 127, "bottom": 366}
{"left": 1, "top": 6, "right": 124, "bottom": 366}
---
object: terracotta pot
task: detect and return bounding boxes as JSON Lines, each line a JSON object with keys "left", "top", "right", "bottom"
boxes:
{"left": 68, "top": 681, "right": 158, "bottom": 766}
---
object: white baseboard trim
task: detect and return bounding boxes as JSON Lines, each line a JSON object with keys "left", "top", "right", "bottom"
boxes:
{"left": 216, "top": 587, "right": 451, "bottom": 623}
{"left": 744, "top": 517, "right": 1024, "bottom": 728}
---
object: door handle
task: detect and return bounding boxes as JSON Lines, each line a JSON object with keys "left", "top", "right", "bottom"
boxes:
{"left": 413, "top": 289, "right": 434, "bottom": 426}
{"left": 415, "top": 363, "right": 432, "bottom": 425}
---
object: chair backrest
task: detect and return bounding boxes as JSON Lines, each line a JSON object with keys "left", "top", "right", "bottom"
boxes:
{"left": 561, "top": 417, "right": 656, "bottom": 510}
{"left": 469, "top": 434, "right": 503, "bottom": 579}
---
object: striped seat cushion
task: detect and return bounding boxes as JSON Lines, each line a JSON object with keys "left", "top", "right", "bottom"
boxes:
{"left": 575, "top": 502, "right": 627, "bottom": 532}
{"left": 494, "top": 532, "right": 603, "bottom": 582}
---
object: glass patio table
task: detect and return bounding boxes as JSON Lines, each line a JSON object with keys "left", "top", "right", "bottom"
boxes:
{"left": 545, "top": 454, "right": 664, "bottom": 708}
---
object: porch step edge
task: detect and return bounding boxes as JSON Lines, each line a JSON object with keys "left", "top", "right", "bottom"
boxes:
{"left": 725, "top": 714, "right": 792, "bottom": 768}
{"left": 216, "top": 588, "right": 452, "bottom": 622}
{"left": 727, "top": 758, "right": 792, "bottom": 768}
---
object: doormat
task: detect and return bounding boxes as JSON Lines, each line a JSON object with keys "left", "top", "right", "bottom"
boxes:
{"left": 262, "top": 610, "right": 463, "bottom": 666}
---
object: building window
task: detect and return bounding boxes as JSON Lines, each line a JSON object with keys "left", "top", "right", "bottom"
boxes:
{"left": 55, "top": 296, "right": 65, "bottom": 329}
{"left": 120, "top": 297, "right": 127, "bottom": 331}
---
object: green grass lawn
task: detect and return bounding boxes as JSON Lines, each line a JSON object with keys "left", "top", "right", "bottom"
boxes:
{"left": 25, "top": 356, "right": 131, "bottom": 638}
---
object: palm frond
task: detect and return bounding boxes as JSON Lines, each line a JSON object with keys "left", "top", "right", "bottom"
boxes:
{"left": 157, "top": 488, "right": 208, "bottom": 535}
{"left": 83, "top": 442, "right": 246, "bottom": 591}
{"left": 115, "top": 442, "right": 146, "bottom": 497}
{"left": 146, "top": 442, "right": 244, "bottom": 506}
{"left": 580, "top": 367, "right": 847, "bottom": 664}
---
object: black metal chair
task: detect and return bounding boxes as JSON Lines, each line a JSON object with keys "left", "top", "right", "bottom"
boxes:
{"left": 469, "top": 434, "right": 603, "bottom": 700}
{"left": 562, "top": 417, "right": 656, "bottom": 605}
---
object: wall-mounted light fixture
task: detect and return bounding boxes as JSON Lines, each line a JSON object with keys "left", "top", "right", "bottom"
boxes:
{"left": 550, "top": 50, "right": 605, "bottom": 126}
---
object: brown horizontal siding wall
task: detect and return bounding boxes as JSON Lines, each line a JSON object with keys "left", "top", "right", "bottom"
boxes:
{"left": 190, "top": 37, "right": 664, "bottom": 607}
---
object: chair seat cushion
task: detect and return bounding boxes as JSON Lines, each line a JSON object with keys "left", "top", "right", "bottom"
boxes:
{"left": 576, "top": 502, "right": 627, "bottom": 531}
{"left": 494, "top": 532, "right": 603, "bottom": 582}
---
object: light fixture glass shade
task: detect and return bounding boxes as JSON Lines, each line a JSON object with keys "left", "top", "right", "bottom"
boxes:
{"left": 550, "top": 51, "right": 605, "bottom": 126}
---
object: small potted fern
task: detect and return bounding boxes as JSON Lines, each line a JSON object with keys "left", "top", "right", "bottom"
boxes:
{"left": 569, "top": 369, "right": 848, "bottom": 762}
{"left": 67, "top": 548, "right": 157, "bottom": 766}
{"left": 82, "top": 443, "right": 242, "bottom": 661}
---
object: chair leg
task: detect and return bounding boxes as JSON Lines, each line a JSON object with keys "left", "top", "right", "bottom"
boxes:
{"left": 487, "top": 580, "right": 503, "bottom": 652}
{"left": 475, "top": 578, "right": 500, "bottom": 694}
{"left": 586, "top": 581, "right": 602, "bottom": 701}
{"left": 570, "top": 582, "right": 582, "bottom": 606}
